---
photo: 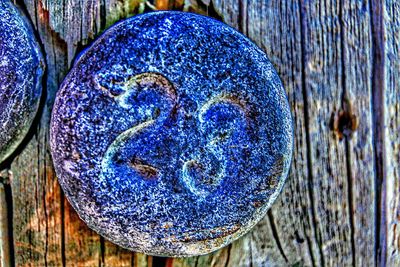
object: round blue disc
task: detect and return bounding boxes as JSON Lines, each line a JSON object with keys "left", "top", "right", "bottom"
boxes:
{"left": 0, "top": 1, "right": 44, "bottom": 163}
{"left": 50, "top": 11, "right": 293, "bottom": 256}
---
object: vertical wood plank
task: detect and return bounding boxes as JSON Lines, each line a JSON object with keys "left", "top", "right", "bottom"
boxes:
{"left": 340, "top": 1, "right": 375, "bottom": 266}
{"left": 300, "top": 1, "right": 352, "bottom": 263}
{"left": 370, "top": 0, "right": 386, "bottom": 264}
{"left": 10, "top": 1, "right": 68, "bottom": 265}
{"left": 382, "top": 1, "right": 400, "bottom": 266}
{"left": 0, "top": 176, "right": 11, "bottom": 267}
{"left": 63, "top": 200, "right": 101, "bottom": 266}
{"left": 133, "top": 253, "right": 150, "bottom": 267}
{"left": 102, "top": 239, "right": 134, "bottom": 266}
{"left": 11, "top": 138, "right": 49, "bottom": 266}
{"left": 296, "top": 0, "right": 375, "bottom": 265}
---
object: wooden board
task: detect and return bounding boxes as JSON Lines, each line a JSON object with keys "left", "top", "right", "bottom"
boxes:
{"left": 381, "top": 1, "right": 400, "bottom": 266}
{"left": 0, "top": 0, "right": 398, "bottom": 266}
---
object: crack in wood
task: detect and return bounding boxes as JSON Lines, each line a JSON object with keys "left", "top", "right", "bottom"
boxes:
{"left": 222, "top": 244, "right": 231, "bottom": 267}
{"left": 338, "top": 0, "right": 356, "bottom": 266}
{"left": 369, "top": 0, "right": 386, "bottom": 265}
{"left": 267, "top": 210, "right": 288, "bottom": 262}
{"left": 60, "top": 190, "right": 66, "bottom": 267}
{"left": 1, "top": 181, "right": 15, "bottom": 267}
{"left": 298, "top": 0, "right": 325, "bottom": 266}
{"left": 100, "top": 236, "right": 105, "bottom": 266}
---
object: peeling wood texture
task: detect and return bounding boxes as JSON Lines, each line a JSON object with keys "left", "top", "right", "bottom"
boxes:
{"left": 1, "top": 0, "right": 399, "bottom": 266}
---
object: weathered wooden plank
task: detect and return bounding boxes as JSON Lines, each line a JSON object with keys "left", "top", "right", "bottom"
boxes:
{"left": 9, "top": 1, "right": 69, "bottom": 266}
{"left": 37, "top": 0, "right": 147, "bottom": 64}
{"left": 155, "top": 0, "right": 184, "bottom": 10}
{"left": 102, "top": 239, "right": 134, "bottom": 267}
{"left": 63, "top": 198, "right": 101, "bottom": 266}
{"left": 0, "top": 172, "right": 11, "bottom": 267}
{"left": 10, "top": 137, "right": 52, "bottom": 266}
{"left": 5, "top": 0, "right": 388, "bottom": 266}
{"left": 370, "top": 0, "right": 386, "bottom": 264}
{"left": 382, "top": 1, "right": 400, "bottom": 266}
{"left": 293, "top": 0, "right": 375, "bottom": 265}
{"left": 338, "top": 1, "right": 375, "bottom": 266}
{"left": 133, "top": 253, "right": 150, "bottom": 267}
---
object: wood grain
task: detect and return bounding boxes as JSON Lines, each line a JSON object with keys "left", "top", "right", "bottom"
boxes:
{"left": 381, "top": 1, "right": 400, "bottom": 266}
{"left": 1, "top": 0, "right": 399, "bottom": 266}
{"left": 0, "top": 171, "right": 11, "bottom": 267}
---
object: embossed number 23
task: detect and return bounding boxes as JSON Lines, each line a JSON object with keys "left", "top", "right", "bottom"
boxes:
{"left": 96, "top": 69, "right": 250, "bottom": 199}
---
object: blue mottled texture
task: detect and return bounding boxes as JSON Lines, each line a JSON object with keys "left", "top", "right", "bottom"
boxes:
{"left": 50, "top": 11, "right": 293, "bottom": 257}
{"left": 0, "top": 0, "right": 44, "bottom": 163}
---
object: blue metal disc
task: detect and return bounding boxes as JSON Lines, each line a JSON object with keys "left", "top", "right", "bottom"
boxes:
{"left": 51, "top": 11, "right": 293, "bottom": 256}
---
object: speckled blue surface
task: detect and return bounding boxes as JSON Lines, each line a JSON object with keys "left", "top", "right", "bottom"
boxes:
{"left": 0, "top": 1, "right": 44, "bottom": 163}
{"left": 50, "top": 11, "right": 293, "bottom": 256}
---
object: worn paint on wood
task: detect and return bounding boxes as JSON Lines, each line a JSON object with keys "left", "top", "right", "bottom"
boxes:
{"left": 1, "top": 0, "right": 399, "bottom": 266}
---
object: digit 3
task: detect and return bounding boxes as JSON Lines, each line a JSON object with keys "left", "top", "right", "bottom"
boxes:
{"left": 182, "top": 95, "right": 251, "bottom": 198}
{"left": 99, "top": 72, "right": 177, "bottom": 191}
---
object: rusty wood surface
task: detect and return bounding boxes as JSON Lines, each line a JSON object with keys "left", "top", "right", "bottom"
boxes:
{"left": 0, "top": 0, "right": 398, "bottom": 266}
